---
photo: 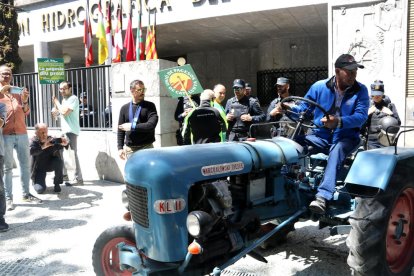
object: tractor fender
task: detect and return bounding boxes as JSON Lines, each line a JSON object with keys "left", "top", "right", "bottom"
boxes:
{"left": 345, "top": 147, "right": 414, "bottom": 192}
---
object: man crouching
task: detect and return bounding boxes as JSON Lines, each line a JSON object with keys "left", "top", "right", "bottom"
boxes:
{"left": 30, "top": 123, "right": 69, "bottom": 194}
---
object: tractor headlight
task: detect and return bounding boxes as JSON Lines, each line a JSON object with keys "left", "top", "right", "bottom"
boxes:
{"left": 186, "top": 211, "right": 214, "bottom": 238}
{"left": 121, "top": 189, "right": 129, "bottom": 210}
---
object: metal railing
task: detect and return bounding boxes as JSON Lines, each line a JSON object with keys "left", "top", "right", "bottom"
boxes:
{"left": 13, "top": 65, "right": 112, "bottom": 130}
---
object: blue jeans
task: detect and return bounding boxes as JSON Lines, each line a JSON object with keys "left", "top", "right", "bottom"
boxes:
{"left": 3, "top": 134, "right": 31, "bottom": 200}
{"left": 300, "top": 134, "right": 360, "bottom": 201}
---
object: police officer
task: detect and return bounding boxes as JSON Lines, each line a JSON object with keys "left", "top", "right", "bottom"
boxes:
{"left": 366, "top": 80, "right": 400, "bottom": 149}
{"left": 182, "top": 90, "right": 227, "bottom": 144}
{"left": 266, "top": 77, "right": 295, "bottom": 137}
{"left": 225, "top": 79, "right": 265, "bottom": 141}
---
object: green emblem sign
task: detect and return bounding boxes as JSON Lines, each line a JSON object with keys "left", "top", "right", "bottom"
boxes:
{"left": 158, "top": 64, "right": 203, "bottom": 98}
{"left": 37, "top": 58, "right": 65, "bottom": 84}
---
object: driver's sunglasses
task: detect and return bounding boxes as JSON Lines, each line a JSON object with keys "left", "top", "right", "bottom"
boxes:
{"left": 233, "top": 87, "right": 242, "bottom": 92}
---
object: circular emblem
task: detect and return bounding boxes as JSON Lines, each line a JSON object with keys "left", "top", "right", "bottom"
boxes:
{"left": 348, "top": 37, "right": 382, "bottom": 75}
{"left": 168, "top": 72, "right": 193, "bottom": 92}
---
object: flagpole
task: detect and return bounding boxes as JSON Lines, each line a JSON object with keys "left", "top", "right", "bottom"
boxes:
{"left": 177, "top": 76, "right": 195, "bottom": 108}
{"left": 120, "top": 0, "right": 123, "bottom": 61}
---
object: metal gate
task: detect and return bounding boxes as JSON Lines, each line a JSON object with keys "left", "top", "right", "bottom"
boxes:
{"left": 257, "top": 67, "right": 328, "bottom": 107}
{"left": 13, "top": 65, "right": 111, "bottom": 130}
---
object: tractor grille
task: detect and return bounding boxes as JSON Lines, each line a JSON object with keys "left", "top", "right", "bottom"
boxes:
{"left": 126, "top": 183, "right": 149, "bottom": 228}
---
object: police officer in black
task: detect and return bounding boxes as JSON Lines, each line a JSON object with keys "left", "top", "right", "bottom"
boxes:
{"left": 266, "top": 77, "right": 296, "bottom": 137}
{"left": 225, "top": 79, "right": 265, "bottom": 141}
{"left": 366, "top": 80, "right": 400, "bottom": 149}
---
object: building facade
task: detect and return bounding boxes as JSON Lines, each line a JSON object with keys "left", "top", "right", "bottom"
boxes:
{"left": 11, "top": 0, "right": 414, "bottom": 180}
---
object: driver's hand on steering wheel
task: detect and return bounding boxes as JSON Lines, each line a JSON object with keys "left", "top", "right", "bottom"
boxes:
{"left": 321, "top": 115, "right": 339, "bottom": 129}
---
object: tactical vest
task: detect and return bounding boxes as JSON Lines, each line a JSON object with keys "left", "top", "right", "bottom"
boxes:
{"left": 229, "top": 99, "right": 251, "bottom": 133}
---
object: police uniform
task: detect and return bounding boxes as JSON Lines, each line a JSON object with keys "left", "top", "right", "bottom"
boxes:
{"left": 225, "top": 95, "right": 265, "bottom": 141}
{"left": 365, "top": 81, "right": 400, "bottom": 149}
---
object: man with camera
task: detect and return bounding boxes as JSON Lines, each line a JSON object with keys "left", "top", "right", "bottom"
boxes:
{"left": 30, "top": 123, "right": 69, "bottom": 194}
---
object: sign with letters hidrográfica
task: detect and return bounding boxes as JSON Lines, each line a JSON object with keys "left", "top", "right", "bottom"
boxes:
{"left": 37, "top": 58, "right": 65, "bottom": 84}
{"left": 158, "top": 64, "right": 203, "bottom": 98}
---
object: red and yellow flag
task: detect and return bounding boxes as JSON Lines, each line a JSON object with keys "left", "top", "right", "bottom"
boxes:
{"left": 145, "top": 22, "right": 158, "bottom": 60}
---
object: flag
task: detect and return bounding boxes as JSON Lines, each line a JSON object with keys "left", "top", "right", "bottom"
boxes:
{"left": 96, "top": 0, "right": 108, "bottom": 65}
{"left": 83, "top": 0, "right": 93, "bottom": 66}
{"left": 151, "top": 23, "right": 158, "bottom": 59}
{"left": 112, "top": 3, "right": 123, "bottom": 63}
{"left": 105, "top": 0, "right": 113, "bottom": 64}
{"left": 145, "top": 13, "right": 158, "bottom": 60}
{"left": 124, "top": 10, "right": 136, "bottom": 61}
{"left": 135, "top": 0, "right": 145, "bottom": 60}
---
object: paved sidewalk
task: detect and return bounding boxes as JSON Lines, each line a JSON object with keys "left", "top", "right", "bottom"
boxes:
{"left": 0, "top": 171, "right": 127, "bottom": 276}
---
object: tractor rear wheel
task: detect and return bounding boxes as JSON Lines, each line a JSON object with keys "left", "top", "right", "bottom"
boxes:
{"left": 347, "top": 170, "right": 414, "bottom": 276}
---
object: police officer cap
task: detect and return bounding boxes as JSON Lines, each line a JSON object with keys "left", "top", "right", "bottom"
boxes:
{"left": 276, "top": 77, "right": 289, "bottom": 85}
{"left": 370, "top": 80, "right": 384, "bottom": 96}
{"left": 233, "top": 79, "right": 246, "bottom": 88}
{"left": 245, "top": 83, "right": 252, "bottom": 89}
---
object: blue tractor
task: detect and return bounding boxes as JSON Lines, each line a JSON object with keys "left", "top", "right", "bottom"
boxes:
{"left": 92, "top": 96, "right": 414, "bottom": 276}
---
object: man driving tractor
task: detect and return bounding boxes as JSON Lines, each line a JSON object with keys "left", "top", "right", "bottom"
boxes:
{"left": 276, "top": 54, "right": 370, "bottom": 214}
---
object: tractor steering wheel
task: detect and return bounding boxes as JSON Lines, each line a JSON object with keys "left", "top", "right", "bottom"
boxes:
{"left": 280, "top": 96, "right": 330, "bottom": 139}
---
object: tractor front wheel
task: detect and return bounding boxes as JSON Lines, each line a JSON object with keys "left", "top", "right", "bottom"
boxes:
{"left": 92, "top": 225, "right": 136, "bottom": 276}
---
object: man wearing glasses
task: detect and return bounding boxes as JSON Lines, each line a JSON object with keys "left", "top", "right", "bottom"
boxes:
{"left": 52, "top": 81, "right": 83, "bottom": 185}
{"left": 225, "top": 79, "right": 265, "bottom": 141}
{"left": 117, "top": 80, "right": 159, "bottom": 160}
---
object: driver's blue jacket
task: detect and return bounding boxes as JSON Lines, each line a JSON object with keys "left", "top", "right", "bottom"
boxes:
{"left": 291, "top": 76, "right": 369, "bottom": 144}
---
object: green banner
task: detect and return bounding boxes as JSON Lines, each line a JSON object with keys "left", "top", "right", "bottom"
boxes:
{"left": 37, "top": 58, "right": 65, "bottom": 84}
{"left": 158, "top": 64, "right": 203, "bottom": 98}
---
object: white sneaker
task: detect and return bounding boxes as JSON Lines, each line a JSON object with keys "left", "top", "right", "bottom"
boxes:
{"left": 6, "top": 199, "right": 14, "bottom": 211}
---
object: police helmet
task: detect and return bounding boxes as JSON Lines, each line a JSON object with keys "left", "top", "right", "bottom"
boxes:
{"left": 378, "top": 116, "right": 400, "bottom": 146}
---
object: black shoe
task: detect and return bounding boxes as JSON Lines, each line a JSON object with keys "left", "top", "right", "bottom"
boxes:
{"left": 0, "top": 218, "right": 9, "bottom": 232}
{"left": 22, "top": 193, "right": 43, "bottom": 203}
{"left": 309, "top": 197, "right": 326, "bottom": 214}
{"left": 54, "top": 184, "right": 62, "bottom": 193}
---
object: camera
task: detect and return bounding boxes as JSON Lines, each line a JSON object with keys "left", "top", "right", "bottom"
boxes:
{"left": 52, "top": 137, "right": 62, "bottom": 144}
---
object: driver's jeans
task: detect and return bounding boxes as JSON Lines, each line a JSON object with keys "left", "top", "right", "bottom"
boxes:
{"left": 299, "top": 134, "right": 360, "bottom": 201}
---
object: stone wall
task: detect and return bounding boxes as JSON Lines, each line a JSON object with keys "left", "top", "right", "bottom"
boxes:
{"left": 330, "top": 0, "right": 409, "bottom": 145}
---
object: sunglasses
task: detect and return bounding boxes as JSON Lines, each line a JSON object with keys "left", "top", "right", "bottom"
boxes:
{"left": 233, "top": 87, "right": 242, "bottom": 91}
